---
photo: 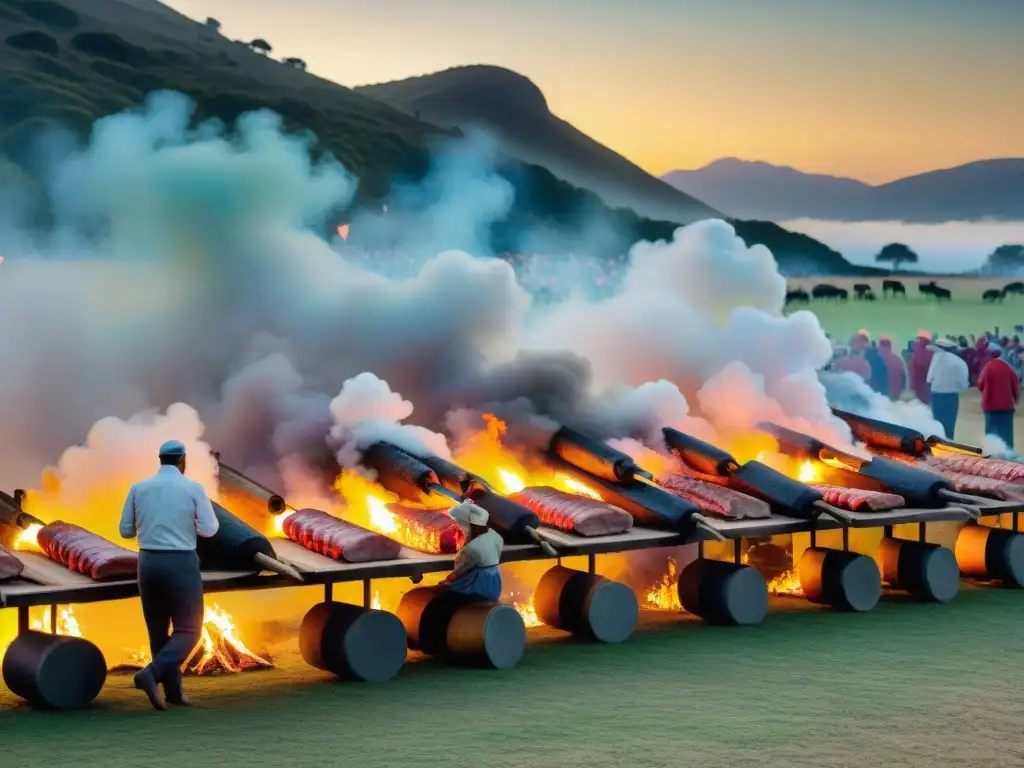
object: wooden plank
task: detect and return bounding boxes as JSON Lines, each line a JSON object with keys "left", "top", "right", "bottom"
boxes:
{"left": 15, "top": 552, "right": 97, "bottom": 587}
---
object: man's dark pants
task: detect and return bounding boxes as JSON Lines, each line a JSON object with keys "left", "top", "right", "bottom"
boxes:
{"left": 138, "top": 550, "right": 204, "bottom": 690}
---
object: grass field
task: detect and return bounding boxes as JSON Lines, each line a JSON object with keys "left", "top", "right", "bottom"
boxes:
{"left": 2, "top": 591, "right": 1023, "bottom": 768}
{"left": 787, "top": 277, "right": 1024, "bottom": 344}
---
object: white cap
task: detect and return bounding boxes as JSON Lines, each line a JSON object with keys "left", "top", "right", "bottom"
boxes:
{"left": 450, "top": 501, "right": 489, "bottom": 527}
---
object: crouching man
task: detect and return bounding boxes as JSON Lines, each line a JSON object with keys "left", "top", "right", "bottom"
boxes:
{"left": 437, "top": 501, "right": 503, "bottom": 602}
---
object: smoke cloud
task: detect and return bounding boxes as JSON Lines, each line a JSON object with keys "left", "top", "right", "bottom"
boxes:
{"left": 0, "top": 93, "right": 951, "bottom": 514}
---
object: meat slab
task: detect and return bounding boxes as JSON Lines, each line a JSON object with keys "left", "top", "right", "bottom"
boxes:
{"left": 931, "top": 471, "right": 1024, "bottom": 502}
{"left": 0, "top": 543, "right": 24, "bottom": 581}
{"left": 282, "top": 508, "right": 402, "bottom": 562}
{"left": 925, "top": 455, "right": 1024, "bottom": 483}
{"left": 811, "top": 485, "right": 906, "bottom": 511}
{"left": 509, "top": 487, "right": 633, "bottom": 536}
{"left": 660, "top": 473, "right": 771, "bottom": 519}
{"left": 37, "top": 521, "right": 139, "bottom": 581}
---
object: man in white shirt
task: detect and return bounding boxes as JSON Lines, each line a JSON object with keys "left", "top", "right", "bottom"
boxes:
{"left": 120, "top": 440, "right": 220, "bottom": 710}
{"left": 926, "top": 338, "right": 970, "bottom": 439}
{"left": 437, "top": 501, "right": 503, "bottom": 602}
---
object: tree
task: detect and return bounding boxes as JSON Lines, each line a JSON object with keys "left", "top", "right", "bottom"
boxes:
{"left": 249, "top": 38, "right": 272, "bottom": 55}
{"left": 875, "top": 242, "right": 919, "bottom": 271}
{"left": 205, "top": 17, "right": 222, "bottom": 33}
{"left": 283, "top": 57, "right": 306, "bottom": 70}
{"left": 982, "top": 244, "right": 1024, "bottom": 276}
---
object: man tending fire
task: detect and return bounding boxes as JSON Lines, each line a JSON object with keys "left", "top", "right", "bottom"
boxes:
{"left": 119, "top": 440, "right": 220, "bottom": 711}
{"left": 437, "top": 501, "right": 503, "bottom": 601}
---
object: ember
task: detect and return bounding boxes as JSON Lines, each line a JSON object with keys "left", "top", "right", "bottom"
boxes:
{"left": 645, "top": 558, "right": 682, "bottom": 611}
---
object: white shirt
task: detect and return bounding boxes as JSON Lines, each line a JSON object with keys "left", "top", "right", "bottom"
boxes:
{"left": 453, "top": 529, "right": 503, "bottom": 575}
{"left": 927, "top": 350, "right": 969, "bottom": 394}
{"left": 120, "top": 465, "right": 220, "bottom": 551}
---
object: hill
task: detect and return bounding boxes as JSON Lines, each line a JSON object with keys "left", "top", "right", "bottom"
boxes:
{"left": 356, "top": 65, "right": 720, "bottom": 225}
{"left": 0, "top": 0, "right": 868, "bottom": 274}
{"left": 663, "top": 157, "right": 1024, "bottom": 222}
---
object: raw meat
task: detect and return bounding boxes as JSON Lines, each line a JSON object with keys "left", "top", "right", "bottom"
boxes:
{"left": 282, "top": 508, "right": 402, "bottom": 562}
{"left": 0, "top": 544, "right": 23, "bottom": 581}
{"left": 811, "top": 485, "right": 906, "bottom": 511}
{"left": 660, "top": 474, "right": 771, "bottom": 519}
{"left": 509, "top": 487, "right": 633, "bottom": 536}
{"left": 932, "top": 471, "right": 1024, "bottom": 502}
{"left": 926, "top": 455, "right": 1024, "bottom": 483}
{"left": 386, "top": 503, "right": 464, "bottom": 553}
{"left": 37, "top": 522, "right": 138, "bottom": 581}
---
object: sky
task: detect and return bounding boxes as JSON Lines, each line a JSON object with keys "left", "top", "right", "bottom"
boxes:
{"left": 164, "top": 0, "right": 1023, "bottom": 183}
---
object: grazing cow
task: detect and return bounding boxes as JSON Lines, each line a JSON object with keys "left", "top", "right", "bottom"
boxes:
{"left": 919, "top": 281, "right": 937, "bottom": 296}
{"left": 983, "top": 288, "right": 1005, "bottom": 303}
{"left": 882, "top": 279, "right": 906, "bottom": 297}
{"left": 837, "top": 288, "right": 849, "bottom": 301}
{"left": 933, "top": 287, "right": 952, "bottom": 301}
{"left": 853, "top": 283, "right": 872, "bottom": 299}
{"left": 812, "top": 283, "right": 842, "bottom": 300}
{"left": 862, "top": 290, "right": 876, "bottom": 301}
{"left": 1004, "top": 281, "right": 1024, "bottom": 296}
{"left": 785, "top": 289, "right": 810, "bottom": 304}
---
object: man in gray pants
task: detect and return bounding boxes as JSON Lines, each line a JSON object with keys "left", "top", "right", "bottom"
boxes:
{"left": 119, "top": 440, "right": 220, "bottom": 710}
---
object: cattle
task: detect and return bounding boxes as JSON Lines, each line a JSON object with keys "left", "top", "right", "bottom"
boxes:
{"left": 785, "top": 289, "right": 810, "bottom": 304}
{"left": 983, "top": 288, "right": 1005, "bottom": 303}
{"left": 1004, "top": 282, "right": 1024, "bottom": 296}
{"left": 919, "top": 281, "right": 937, "bottom": 296}
{"left": 853, "top": 283, "right": 872, "bottom": 299}
{"left": 837, "top": 288, "right": 849, "bottom": 301}
{"left": 862, "top": 290, "right": 876, "bottom": 301}
{"left": 812, "top": 283, "right": 843, "bottom": 300}
{"left": 882, "top": 279, "right": 906, "bottom": 297}
{"left": 933, "top": 287, "right": 952, "bottom": 302}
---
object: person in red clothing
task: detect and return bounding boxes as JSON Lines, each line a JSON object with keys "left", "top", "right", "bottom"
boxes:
{"left": 908, "top": 332, "right": 934, "bottom": 404}
{"left": 977, "top": 350, "right": 1020, "bottom": 448}
{"left": 833, "top": 333, "right": 871, "bottom": 382}
{"left": 877, "top": 336, "right": 907, "bottom": 400}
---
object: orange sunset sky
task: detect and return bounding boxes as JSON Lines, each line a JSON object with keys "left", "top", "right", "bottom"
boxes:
{"left": 165, "top": 0, "right": 1023, "bottom": 184}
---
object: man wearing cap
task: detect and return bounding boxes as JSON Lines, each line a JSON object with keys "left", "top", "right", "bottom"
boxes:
{"left": 437, "top": 501, "right": 504, "bottom": 602}
{"left": 119, "top": 440, "right": 220, "bottom": 710}
{"left": 926, "top": 339, "right": 970, "bottom": 439}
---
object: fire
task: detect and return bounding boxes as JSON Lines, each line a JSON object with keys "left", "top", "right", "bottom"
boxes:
{"left": 13, "top": 523, "right": 43, "bottom": 553}
{"left": 30, "top": 606, "right": 82, "bottom": 636}
{"left": 184, "top": 603, "right": 273, "bottom": 675}
{"left": 645, "top": 558, "right": 682, "bottom": 611}
{"left": 273, "top": 508, "right": 294, "bottom": 536}
{"left": 557, "top": 476, "right": 602, "bottom": 500}
{"left": 798, "top": 460, "right": 820, "bottom": 484}
{"left": 335, "top": 472, "right": 447, "bottom": 553}
{"left": 498, "top": 469, "right": 526, "bottom": 494}
{"left": 336, "top": 223, "right": 350, "bottom": 240}
{"left": 372, "top": 590, "right": 382, "bottom": 610}
{"left": 513, "top": 600, "right": 542, "bottom": 628}
{"left": 766, "top": 570, "right": 804, "bottom": 596}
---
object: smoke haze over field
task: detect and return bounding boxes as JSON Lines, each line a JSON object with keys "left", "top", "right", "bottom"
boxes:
{"left": 783, "top": 218, "right": 1024, "bottom": 273}
{"left": 0, "top": 93, "right": 942, "bottom": 505}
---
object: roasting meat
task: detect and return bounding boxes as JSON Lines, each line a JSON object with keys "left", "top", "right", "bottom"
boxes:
{"left": 282, "top": 508, "right": 402, "bottom": 562}
{"left": 811, "top": 485, "right": 905, "bottom": 511}
{"left": 925, "top": 455, "right": 1024, "bottom": 483}
{"left": 37, "top": 522, "right": 138, "bottom": 581}
{"left": 0, "top": 543, "right": 24, "bottom": 581}
{"left": 509, "top": 487, "right": 633, "bottom": 536}
{"left": 385, "top": 503, "right": 465, "bottom": 553}
{"left": 660, "top": 473, "right": 771, "bottom": 519}
{"left": 930, "top": 471, "right": 1024, "bottom": 502}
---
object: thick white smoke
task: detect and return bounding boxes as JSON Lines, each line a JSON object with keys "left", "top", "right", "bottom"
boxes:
{"left": 0, "top": 93, "right": 957, "bottom": 513}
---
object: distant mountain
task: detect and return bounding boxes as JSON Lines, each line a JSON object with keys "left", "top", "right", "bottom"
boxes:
{"left": 356, "top": 66, "right": 720, "bottom": 224}
{"left": 663, "top": 158, "right": 1024, "bottom": 222}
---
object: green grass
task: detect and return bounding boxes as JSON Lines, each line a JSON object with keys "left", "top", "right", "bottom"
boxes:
{"left": 2, "top": 592, "right": 1023, "bottom": 768}
{"left": 790, "top": 296, "right": 1024, "bottom": 344}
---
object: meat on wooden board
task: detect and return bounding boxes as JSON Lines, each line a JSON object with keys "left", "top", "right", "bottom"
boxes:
{"left": 660, "top": 473, "right": 771, "bottom": 519}
{"left": 37, "top": 521, "right": 139, "bottom": 581}
{"left": 282, "top": 508, "right": 402, "bottom": 562}
{"left": 926, "top": 455, "right": 1024, "bottom": 483}
{"left": 811, "top": 485, "right": 905, "bottom": 511}
{"left": 509, "top": 487, "right": 633, "bottom": 536}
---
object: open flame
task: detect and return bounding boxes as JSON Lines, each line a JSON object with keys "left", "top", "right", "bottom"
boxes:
{"left": 13, "top": 523, "right": 43, "bottom": 553}
{"left": 184, "top": 603, "right": 273, "bottom": 675}
{"left": 766, "top": 570, "right": 803, "bottom": 596}
{"left": 371, "top": 590, "right": 382, "bottom": 610}
{"left": 513, "top": 600, "right": 542, "bottom": 628}
{"left": 30, "top": 605, "right": 82, "bottom": 636}
{"left": 798, "top": 460, "right": 820, "bottom": 484}
{"left": 336, "top": 223, "right": 350, "bottom": 240}
{"left": 645, "top": 558, "right": 682, "bottom": 611}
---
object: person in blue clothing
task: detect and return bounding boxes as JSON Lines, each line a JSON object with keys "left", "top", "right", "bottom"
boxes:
{"left": 437, "top": 501, "right": 503, "bottom": 602}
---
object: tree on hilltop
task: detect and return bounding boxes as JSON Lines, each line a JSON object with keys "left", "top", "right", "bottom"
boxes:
{"left": 249, "top": 38, "right": 272, "bottom": 55}
{"left": 205, "top": 18, "right": 222, "bottom": 33}
{"left": 983, "top": 244, "right": 1024, "bottom": 276}
{"left": 283, "top": 57, "right": 307, "bottom": 70}
{"left": 875, "top": 242, "right": 918, "bottom": 271}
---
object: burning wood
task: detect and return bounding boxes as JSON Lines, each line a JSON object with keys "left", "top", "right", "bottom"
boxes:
{"left": 30, "top": 605, "right": 82, "bottom": 636}
{"left": 645, "top": 557, "right": 682, "bottom": 611}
